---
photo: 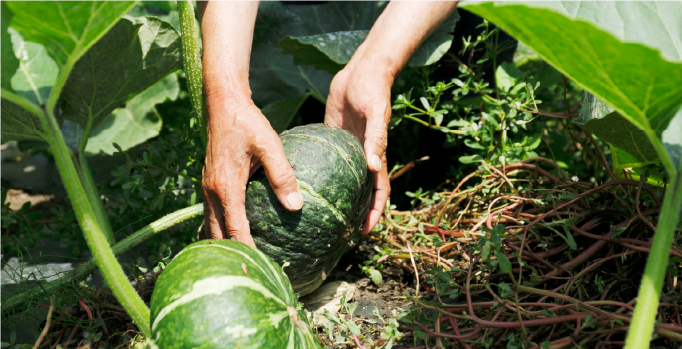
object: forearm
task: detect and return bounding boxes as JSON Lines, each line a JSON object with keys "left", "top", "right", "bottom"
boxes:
{"left": 198, "top": 1, "right": 259, "bottom": 105}
{"left": 351, "top": 1, "right": 459, "bottom": 79}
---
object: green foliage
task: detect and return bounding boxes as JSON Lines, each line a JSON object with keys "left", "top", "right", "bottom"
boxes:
{"left": 85, "top": 73, "right": 180, "bottom": 155}
{"left": 107, "top": 118, "right": 203, "bottom": 241}
{"left": 250, "top": 2, "right": 459, "bottom": 130}
{"left": 391, "top": 21, "right": 546, "bottom": 167}
{"left": 461, "top": 1, "right": 682, "bottom": 174}
{"left": 478, "top": 223, "right": 512, "bottom": 274}
{"left": 2, "top": 27, "right": 60, "bottom": 140}
{"left": 6, "top": 2, "right": 136, "bottom": 68}
{"left": 576, "top": 93, "right": 657, "bottom": 163}
{"left": 460, "top": 1, "right": 682, "bottom": 346}
{"left": 0, "top": 1, "right": 189, "bottom": 337}
{"left": 359, "top": 245, "right": 391, "bottom": 285}
{"left": 60, "top": 15, "right": 181, "bottom": 152}
{"left": 279, "top": 11, "right": 458, "bottom": 74}
{"left": 0, "top": 2, "right": 18, "bottom": 90}
{"left": 1, "top": 3, "right": 182, "bottom": 154}
{"left": 318, "top": 295, "right": 403, "bottom": 349}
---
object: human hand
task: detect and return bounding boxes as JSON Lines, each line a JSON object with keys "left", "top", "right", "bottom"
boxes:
{"left": 324, "top": 59, "right": 393, "bottom": 235}
{"left": 202, "top": 94, "right": 303, "bottom": 246}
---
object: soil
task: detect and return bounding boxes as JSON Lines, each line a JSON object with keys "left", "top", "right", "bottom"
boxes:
{"left": 313, "top": 240, "right": 419, "bottom": 348}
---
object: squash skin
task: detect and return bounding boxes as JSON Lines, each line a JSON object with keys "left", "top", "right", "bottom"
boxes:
{"left": 150, "top": 239, "right": 320, "bottom": 349}
{"left": 245, "top": 124, "right": 373, "bottom": 296}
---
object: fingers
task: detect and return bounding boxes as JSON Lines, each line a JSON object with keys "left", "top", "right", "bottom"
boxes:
{"left": 220, "top": 181, "right": 255, "bottom": 246}
{"left": 203, "top": 190, "right": 225, "bottom": 240}
{"left": 256, "top": 132, "right": 303, "bottom": 212}
{"left": 362, "top": 154, "right": 390, "bottom": 235}
{"left": 202, "top": 162, "right": 256, "bottom": 247}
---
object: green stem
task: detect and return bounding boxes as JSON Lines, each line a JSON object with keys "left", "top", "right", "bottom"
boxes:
{"left": 1, "top": 89, "right": 45, "bottom": 121}
{"left": 1, "top": 204, "right": 204, "bottom": 317}
{"left": 150, "top": 164, "right": 200, "bottom": 183}
{"left": 78, "top": 151, "right": 115, "bottom": 245}
{"left": 642, "top": 123, "right": 677, "bottom": 176}
{"left": 39, "top": 107, "right": 151, "bottom": 338}
{"left": 177, "top": 0, "right": 207, "bottom": 148}
{"left": 625, "top": 171, "right": 682, "bottom": 348}
{"left": 402, "top": 114, "right": 466, "bottom": 135}
{"left": 309, "top": 89, "right": 327, "bottom": 104}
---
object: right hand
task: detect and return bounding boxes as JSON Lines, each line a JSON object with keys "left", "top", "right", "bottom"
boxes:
{"left": 202, "top": 93, "right": 303, "bottom": 246}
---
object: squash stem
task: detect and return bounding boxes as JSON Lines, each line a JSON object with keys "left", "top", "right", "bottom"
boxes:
{"left": 625, "top": 171, "right": 682, "bottom": 347}
{"left": 78, "top": 150, "right": 116, "bottom": 245}
{"left": 39, "top": 104, "right": 152, "bottom": 338}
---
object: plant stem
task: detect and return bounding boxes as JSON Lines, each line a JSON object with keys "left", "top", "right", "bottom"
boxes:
{"left": 1, "top": 89, "right": 46, "bottom": 124}
{"left": 78, "top": 151, "right": 115, "bottom": 245}
{"left": 625, "top": 171, "right": 682, "bottom": 348}
{"left": 39, "top": 107, "right": 151, "bottom": 338}
{"left": 309, "top": 89, "right": 327, "bottom": 104}
{"left": 177, "top": 0, "right": 207, "bottom": 148}
{"left": 402, "top": 114, "right": 466, "bottom": 135}
{"left": 1, "top": 204, "right": 204, "bottom": 317}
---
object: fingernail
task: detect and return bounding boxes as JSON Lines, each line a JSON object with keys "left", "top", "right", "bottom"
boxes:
{"left": 371, "top": 154, "right": 382, "bottom": 172}
{"left": 286, "top": 191, "right": 303, "bottom": 210}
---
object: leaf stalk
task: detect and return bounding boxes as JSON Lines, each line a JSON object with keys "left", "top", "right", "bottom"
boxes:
{"left": 1, "top": 204, "right": 203, "bottom": 317}
{"left": 39, "top": 105, "right": 151, "bottom": 337}
{"left": 625, "top": 171, "right": 682, "bottom": 348}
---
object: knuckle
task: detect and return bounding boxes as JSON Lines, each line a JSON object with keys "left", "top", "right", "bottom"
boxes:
{"left": 369, "top": 135, "right": 388, "bottom": 151}
{"left": 226, "top": 230, "right": 245, "bottom": 240}
{"left": 254, "top": 131, "right": 280, "bottom": 155}
{"left": 269, "top": 169, "right": 297, "bottom": 190}
{"left": 205, "top": 179, "right": 227, "bottom": 195}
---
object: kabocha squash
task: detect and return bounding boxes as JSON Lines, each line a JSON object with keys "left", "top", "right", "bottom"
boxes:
{"left": 245, "top": 124, "right": 374, "bottom": 296}
{"left": 150, "top": 239, "right": 320, "bottom": 349}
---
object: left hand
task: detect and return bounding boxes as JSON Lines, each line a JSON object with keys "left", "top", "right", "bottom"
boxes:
{"left": 324, "top": 58, "right": 394, "bottom": 235}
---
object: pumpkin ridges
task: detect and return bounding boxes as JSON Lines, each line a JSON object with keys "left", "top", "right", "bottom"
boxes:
{"left": 283, "top": 133, "right": 362, "bottom": 189}
{"left": 150, "top": 239, "right": 319, "bottom": 349}
{"left": 246, "top": 124, "right": 373, "bottom": 296}
{"left": 173, "top": 243, "right": 291, "bottom": 301}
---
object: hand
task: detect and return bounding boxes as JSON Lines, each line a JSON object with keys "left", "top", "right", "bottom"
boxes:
{"left": 202, "top": 94, "right": 303, "bottom": 246}
{"left": 324, "top": 59, "right": 393, "bottom": 235}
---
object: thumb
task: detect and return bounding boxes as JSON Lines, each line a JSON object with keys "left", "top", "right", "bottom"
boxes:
{"left": 257, "top": 132, "right": 303, "bottom": 212}
{"left": 364, "top": 106, "right": 390, "bottom": 173}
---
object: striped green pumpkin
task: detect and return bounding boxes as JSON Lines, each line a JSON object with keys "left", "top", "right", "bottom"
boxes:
{"left": 245, "top": 124, "right": 373, "bottom": 296}
{"left": 150, "top": 239, "right": 320, "bottom": 349}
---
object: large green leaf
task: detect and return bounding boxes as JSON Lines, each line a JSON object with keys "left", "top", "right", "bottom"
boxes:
{"left": 261, "top": 93, "right": 309, "bottom": 134}
{"left": 278, "top": 11, "right": 459, "bottom": 74}
{"left": 6, "top": 1, "right": 137, "bottom": 68}
{"left": 663, "top": 107, "right": 682, "bottom": 171}
{"left": 575, "top": 93, "right": 658, "bottom": 163}
{"left": 85, "top": 73, "right": 179, "bottom": 155}
{"left": 59, "top": 15, "right": 181, "bottom": 131}
{"left": 2, "top": 1, "right": 136, "bottom": 141}
{"left": 128, "top": 1, "right": 180, "bottom": 31}
{"left": 8, "top": 29, "right": 59, "bottom": 107}
{"left": 467, "top": 1, "right": 682, "bottom": 63}
{"left": 1, "top": 2, "right": 18, "bottom": 90}
{"left": 1, "top": 29, "right": 60, "bottom": 141}
{"left": 462, "top": 1, "right": 682, "bottom": 172}
{"left": 251, "top": 2, "right": 457, "bottom": 129}
{"left": 1, "top": 99, "right": 46, "bottom": 141}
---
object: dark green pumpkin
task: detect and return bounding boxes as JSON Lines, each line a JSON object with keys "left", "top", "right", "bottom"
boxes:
{"left": 150, "top": 239, "right": 320, "bottom": 349}
{"left": 245, "top": 124, "right": 373, "bottom": 296}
